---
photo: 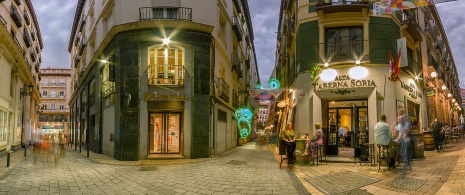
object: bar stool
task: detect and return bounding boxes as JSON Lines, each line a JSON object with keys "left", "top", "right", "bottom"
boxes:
{"left": 359, "top": 143, "right": 374, "bottom": 166}
{"left": 311, "top": 145, "right": 327, "bottom": 166}
{"left": 377, "top": 144, "right": 391, "bottom": 172}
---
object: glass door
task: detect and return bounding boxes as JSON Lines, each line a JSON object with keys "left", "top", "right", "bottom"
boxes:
{"left": 149, "top": 113, "right": 181, "bottom": 154}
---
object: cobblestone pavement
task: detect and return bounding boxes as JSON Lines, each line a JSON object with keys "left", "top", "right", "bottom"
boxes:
{"left": 0, "top": 143, "right": 308, "bottom": 195}
{"left": 290, "top": 140, "right": 465, "bottom": 195}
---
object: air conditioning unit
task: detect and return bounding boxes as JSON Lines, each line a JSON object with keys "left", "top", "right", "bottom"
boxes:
{"left": 433, "top": 42, "right": 440, "bottom": 50}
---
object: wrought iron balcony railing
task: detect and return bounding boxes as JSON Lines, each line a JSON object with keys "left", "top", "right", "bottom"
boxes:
{"left": 218, "top": 78, "right": 230, "bottom": 103}
{"left": 231, "top": 16, "right": 243, "bottom": 42}
{"left": 139, "top": 7, "right": 192, "bottom": 21}
{"left": 398, "top": 10, "right": 422, "bottom": 42}
{"left": 315, "top": 0, "right": 369, "bottom": 13}
{"left": 10, "top": 5, "right": 22, "bottom": 28}
{"left": 24, "top": 11, "right": 30, "bottom": 25}
{"left": 319, "top": 40, "right": 369, "bottom": 63}
{"left": 23, "top": 30, "right": 31, "bottom": 48}
{"left": 102, "top": 78, "right": 115, "bottom": 98}
{"left": 78, "top": 37, "right": 87, "bottom": 55}
{"left": 148, "top": 64, "right": 184, "bottom": 86}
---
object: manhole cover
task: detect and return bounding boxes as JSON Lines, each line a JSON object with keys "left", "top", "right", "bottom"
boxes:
{"left": 227, "top": 160, "right": 247, "bottom": 165}
{"left": 386, "top": 177, "right": 427, "bottom": 191}
{"left": 336, "top": 188, "right": 373, "bottom": 195}
{"left": 139, "top": 166, "right": 158, "bottom": 171}
{"left": 305, "top": 171, "right": 379, "bottom": 195}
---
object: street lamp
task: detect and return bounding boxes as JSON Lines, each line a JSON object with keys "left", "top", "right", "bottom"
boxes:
{"left": 20, "top": 83, "right": 33, "bottom": 157}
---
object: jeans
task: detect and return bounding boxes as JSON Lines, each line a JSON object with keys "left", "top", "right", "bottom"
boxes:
{"left": 401, "top": 140, "right": 410, "bottom": 169}
{"left": 433, "top": 132, "right": 442, "bottom": 150}
{"left": 281, "top": 140, "right": 296, "bottom": 159}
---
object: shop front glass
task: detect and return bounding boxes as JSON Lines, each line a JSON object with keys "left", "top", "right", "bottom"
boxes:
{"left": 149, "top": 113, "right": 181, "bottom": 154}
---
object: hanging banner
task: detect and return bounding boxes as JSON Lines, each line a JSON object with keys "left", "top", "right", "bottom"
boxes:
{"left": 373, "top": 0, "right": 454, "bottom": 16}
{"left": 397, "top": 37, "right": 408, "bottom": 67}
{"left": 250, "top": 89, "right": 285, "bottom": 100}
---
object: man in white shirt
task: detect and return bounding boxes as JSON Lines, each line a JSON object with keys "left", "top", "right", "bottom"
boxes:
{"left": 375, "top": 114, "right": 399, "bottom": 163}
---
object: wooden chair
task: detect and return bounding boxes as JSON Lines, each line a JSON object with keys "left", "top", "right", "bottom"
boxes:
{"left": 451, "top": 128, "right": 461, "bottom": 143}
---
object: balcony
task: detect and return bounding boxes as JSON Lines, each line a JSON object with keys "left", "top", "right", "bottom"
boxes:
{"left": 24, "top": 12, "right": 30, "bottom": 25}
{"left": 31, "top": 31, "right": 36, "bottom": 40}
{"left": 13, "top": 0, "right": 21, "bottom": 5}
{"left": 401, "top": 57, "right": 422, "bottom": 79}
{"left": 245, "top": 55, "right": 250, "bottom": 69}
{"left": 139, "top": 7, "right": 192, "bottom": 21}
{"left": 78, "top": 37, "right": 87, "bottom": 55}
{"left": 35, "top": 63, "right": 40, "bottom": 73}
{"left": 102, "top": 78, "right": 115, "bottom": 98}
{"left": 315, "top": 0, "right": 369, "bottom": 14}
{"left": 30, "top": 48, "right": 36, "bottom": 61}
{"left": 13, "top": 35, "right": 24, "bottom": 56}
{"left": 78, "top": 17, "right": 86, "bottom": 33}
{"left": 74, "top": 56, "right": 81, "bottom": 68}
{"left": 38, "top": 72, "right": 41, "bottom": 81}
{"left": 231, "top": 53, "right": 243, "bottom": 78}
{"left": 399, "top": 10, "right": 422, "bottom": 42}
{"left": 218, "top": 78, "right": 230, "bottom": 103}
{"left": 148, "top": 64, "right": 185, "bottom": 86}
{"left": 231, "top": 16, "right": 243, "bottom": 42}
{"left": 232, "top": 0, "right": 241, "bottom": 13}
{"left": 319, "top": 40, "right": 369, "bottom": 64}
{"left": 23, "top": 30, "right": 31, "bottom": 48}
{"left": 10, "top": 6, "right": 22, "bottom": 28}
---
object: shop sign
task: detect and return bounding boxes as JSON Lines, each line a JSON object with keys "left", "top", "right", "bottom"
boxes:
{"left": 400, "top": 80, "right": 423, "bottom": 99}
{"left": 313, "top": 75, "right": 376, "bottom": 91}
{"left": 42, "top": 125, "right": 64, "bottom": 129}
{"left": 144, "top": 93, "right": 187, "bottom": 101}
{"left": 425, "top": 89, "right": 436, "bottom": 97}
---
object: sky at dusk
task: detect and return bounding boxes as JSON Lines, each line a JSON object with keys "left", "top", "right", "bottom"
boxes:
{"left": 30, "top": 0, "right": 465, "bottom": 89}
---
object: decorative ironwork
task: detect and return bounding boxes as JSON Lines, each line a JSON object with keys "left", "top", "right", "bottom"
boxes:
{"left": 330, "top": 89, "right": 355, "bottom": 95}
{"left": 139, "top": 7, "right": 192, "bottom": 21}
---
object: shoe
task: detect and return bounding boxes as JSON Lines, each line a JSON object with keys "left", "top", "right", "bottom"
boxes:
{"left": 301, "top": 152, "right": 308, "bottom": 156}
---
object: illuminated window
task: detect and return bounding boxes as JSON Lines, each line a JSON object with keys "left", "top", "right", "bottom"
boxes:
{"left": 148, "top": 46, "right": 184, "bottom": 86}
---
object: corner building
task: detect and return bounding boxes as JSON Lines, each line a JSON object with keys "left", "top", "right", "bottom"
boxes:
{"left": 273, "top": 0, "right": 461, "bottom": 157}
{"left": 68, "top": 0, "right": 259, "bottom": 160}
{"left": 0, "top": 0, "right": 43, "bottom": 152}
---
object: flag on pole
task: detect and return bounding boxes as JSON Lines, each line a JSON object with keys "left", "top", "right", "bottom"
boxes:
{"left": 389, "top": 49, "right": 401, "bottom": 81}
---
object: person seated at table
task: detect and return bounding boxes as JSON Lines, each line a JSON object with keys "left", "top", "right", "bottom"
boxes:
{"left": 280, "top": 123, "right": 296, "bottom": 162}
{"left": 302, "top": 123, "right": 323, "bottom": 158}
{"left": 375, "top": 114, "right": 399, "bottom": 167}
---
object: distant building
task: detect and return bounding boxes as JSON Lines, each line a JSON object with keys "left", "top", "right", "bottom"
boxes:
{"left": 0, "top": 0, "right": 43, "bottom": 151}
{"left": 38, "top": 68, "right": 71, "bottom": 136}
{"left": 68, "top": 0, "right": 259, "bottom": 160}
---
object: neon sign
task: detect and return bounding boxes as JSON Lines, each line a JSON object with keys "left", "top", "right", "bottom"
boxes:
{"left": 235, "top": 108, "right": 253, "bottom": 138}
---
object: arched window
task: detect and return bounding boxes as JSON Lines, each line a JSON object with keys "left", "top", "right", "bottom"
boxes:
{"left": 148, "top": 45, "right": 184, "bottom": 86}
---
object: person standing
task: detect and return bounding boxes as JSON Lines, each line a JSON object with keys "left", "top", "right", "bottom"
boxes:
{"left": 430, "top": 118, "right": 444, "bottom": 152}
{"left": 280, "top": 123, "right": 296, "bottom": 163}
{"left": 396, "top": 109, "right": 411, "bottom": 174}
{"left": 374, "top": 114, "right": 399, "bottom": 167}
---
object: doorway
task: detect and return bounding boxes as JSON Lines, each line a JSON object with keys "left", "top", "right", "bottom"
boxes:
{"left": 149, "top": 113, "right": 182, "bottom": 154}
{"left": 326, "top": 100, "right": 368, "bottom": 159}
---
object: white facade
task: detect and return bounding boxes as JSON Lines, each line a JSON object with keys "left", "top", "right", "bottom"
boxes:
{"left": 0, "top": 0, "right": 43, "bottom": 151}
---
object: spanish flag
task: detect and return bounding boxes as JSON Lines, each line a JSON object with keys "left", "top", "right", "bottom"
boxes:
{"left": 389, "top": 50, "right": 401, "bottom": 81}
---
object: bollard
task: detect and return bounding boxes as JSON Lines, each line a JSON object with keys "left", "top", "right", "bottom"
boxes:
{"left": 7, "top": 151, "right": 11, "bottom": 167}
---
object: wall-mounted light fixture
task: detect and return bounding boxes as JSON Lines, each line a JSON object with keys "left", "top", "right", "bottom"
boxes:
{"left": 442, "top": 85, "right": 447, "bottom": 91}
{"left": 163, "top": 38, "right": 170, "bottom": 45}
{"left": 20, "top": 83, "right": 34, "bottom": 99}
{"left": 431, "top": 71, "right": 437, "bottom": 78}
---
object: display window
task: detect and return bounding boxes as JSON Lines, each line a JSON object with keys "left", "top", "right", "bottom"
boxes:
{"left": 149, "top": 113, "right": 181, "bottom": 154}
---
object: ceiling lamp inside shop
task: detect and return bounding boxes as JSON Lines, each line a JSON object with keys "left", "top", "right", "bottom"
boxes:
{"left": 349, "top": 66, "right": 368, "bottom": 80}
{"left": 320, "top": 68, "right": 338, "bottom": 81}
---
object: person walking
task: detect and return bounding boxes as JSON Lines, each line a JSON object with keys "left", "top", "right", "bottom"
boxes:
{"left": 375, "top": 114, "right": 399, "bottom": 167}
{"left": 280, "top": 123, "right": 296, "bottom": 163}
{"left": 430, "top": 118, "right": 444, "bottom": 152}
{"left": 396, "top": 109, "right": 411, "bottom": 174}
